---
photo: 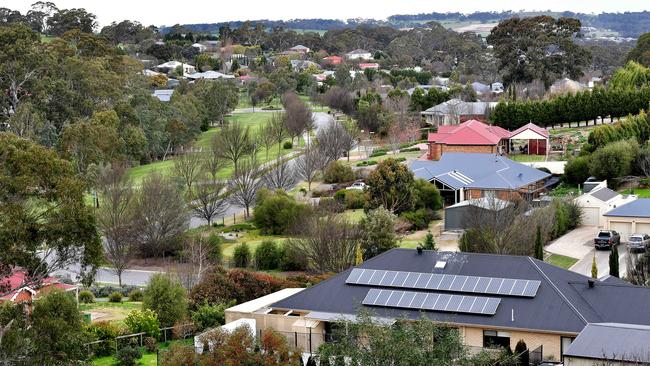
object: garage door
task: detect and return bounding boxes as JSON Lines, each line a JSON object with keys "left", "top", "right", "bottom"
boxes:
{"left": 581, "top": 207, "right": 600, "bottom": 226}
{"left": 609, "top": 221, "right": 632, "bottom": 241}
{"left": 635, "top": 223, "right": 650, "bottom": 236}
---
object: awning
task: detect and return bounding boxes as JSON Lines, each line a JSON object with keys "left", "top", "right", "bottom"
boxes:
{"left": 304, "top": 311, "right": 395, "bottom": 326}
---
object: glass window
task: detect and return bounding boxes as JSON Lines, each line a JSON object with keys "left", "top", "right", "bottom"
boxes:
{"left": 483, "top": 330, "right": 510, "bottom": 349}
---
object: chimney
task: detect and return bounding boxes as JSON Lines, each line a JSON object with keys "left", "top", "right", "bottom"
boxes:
{"left": 588, "top": 279, "right": 595, "bottom": 288}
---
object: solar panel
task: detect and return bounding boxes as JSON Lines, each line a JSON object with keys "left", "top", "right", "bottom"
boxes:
{"left": 346, "top": 268, "right": 541, "bottom": 298}
{"left": 362, "top": 289, "right": 500, "bottom": 316}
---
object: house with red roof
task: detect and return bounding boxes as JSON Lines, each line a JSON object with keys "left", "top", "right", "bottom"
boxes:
{"left": 0, "top": 270, "right": 77, "bottom": 304}
{"left": 509, "top": 122, "right": 550, "bottom": 156}
{"left": 427, "top": 120, "right": 511, "bottom": 160}
{"left": 323, "top": 55, "right": 342, "bottom": 66}
{"left": 359, "top": 63, "right": 379, "bottom": 70}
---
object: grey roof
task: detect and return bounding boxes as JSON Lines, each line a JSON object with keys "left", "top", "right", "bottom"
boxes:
{"left": 604, "top": 198, "right": 650, "bottom": 218}
{"left": 152, "top": 89, "right": 174, "bottom": 102}
{"left": 409, "top": 153, "right": 551, "bottom": 190}
{"left": 446, "top": 197, "right": 512, "bottom": 211}
{"left": 271, "top": 249, "right": 650, "bottom": 334}
{"left": 589, "top": 187, "right": 619, "bottom": 202}
{"left": 564, "top": 323, "right": 650, "bottom": 362}
{"left": 421, "top": 98, "right": 498, "bottom": 116}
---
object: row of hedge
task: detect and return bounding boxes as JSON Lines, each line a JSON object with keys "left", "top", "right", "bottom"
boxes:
{"left": 587, "top": 111, "right": 650, "bottom": 150}
{"left": 491, "top": 86, "right": 650, "bottom": 129}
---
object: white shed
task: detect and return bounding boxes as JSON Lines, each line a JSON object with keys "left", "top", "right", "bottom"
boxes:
{"left": 574, "top": 184, "right": 637, "bottom": 227}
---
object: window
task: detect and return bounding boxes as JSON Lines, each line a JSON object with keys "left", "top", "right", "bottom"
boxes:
{"left": 483, "top": 330, "right": 510, "bottom": 349}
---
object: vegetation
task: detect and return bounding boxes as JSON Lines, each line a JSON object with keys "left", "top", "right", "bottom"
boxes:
{"left": 359, "top": 207, "right": 398, "bottom": 260}
{"left": 142, "top": 274, "right": 188, "bottom": 327}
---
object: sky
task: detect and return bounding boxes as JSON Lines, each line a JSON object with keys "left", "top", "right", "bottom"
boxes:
{"left": 4, "top": 0, "right": 649, "bottom": 28}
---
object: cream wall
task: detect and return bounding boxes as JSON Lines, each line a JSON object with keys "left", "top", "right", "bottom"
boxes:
{"left": 564, "top": 356, "right": 636, "bottom": 366}
{"left": 606, "top": 216, "right": 650, "bottom": 239}
{"left": 461, "top": 326, "right": 569, "bottom": 362}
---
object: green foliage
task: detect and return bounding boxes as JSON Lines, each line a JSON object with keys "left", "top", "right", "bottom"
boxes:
{"left": 128, "top": 289, "right": 143, "bottom": 302}
{"left": 366, "top": 158, "right": 416, "bottom": 213}
{"left": 588, "top": 139, "right": 639, "bottom": 185}
{"left": 283, "top": 141, "right": 293, "bottom": 149}
{"left": 401, "top": 208, "right": 439, "bottom": 230}
{"left": 143, "top": 274, "right": 188, "bottom": 327}
{"left": 278, "top": 244, "right": 308, "bottom": 271}
{"left": 79, "top": 290, "right": 95, "bottom": 304}
{"left": 369, "top": 148, "right": 388, "bottom": 158}
{"left": 609, "top": 248, "right": 620, "bottom": 277}
{"left": 413, "top": 179, "right": 443, "bottom": 210}
{"left": 144, "top": 336, "right": 158, "bottom": 353}
{"left": 592, "top": 255, "right": 598, "bottom": 279}
{"left": 116, "top": 345, "right": 142, "bottom": 366}
{"left": 86, "top": 321, "right": 120, "bottom": 356}
{"left": 323, "top": 161, "right": 355, "bottom": 183}
{"left": 563, "top": 156, "right": 592, "bottom": 185}
{"left": 124, "top": 309, "right": 161, "bottom": 338}
{"left": 206, "top": 234, "right": 223, "bottom": 264}
{"left": 627, "top": 34, "right": 650, "bottom": 67}
{"left": 191, "top": 301, "right": 235, "bottom": 331}
{"left": 534, "top": 226, "right": 544, "bottom": 261}
{"left": 610, "top": 61, "right": 650, "bottom": 89}
{"left": 109, "top": 292, "right": 123, "bottom": 303}
{"left": 588, "top": 111, "right": 650, "bottom": 149}
{"left": 514, "top": 339, "right": 529, "bottom": 366}
{"left": 233, "top": 243, "right": 251, "bottom": 268}
{"left": 360, "top": 207, "right": 398, "bottom": 259}
{"left": 334, "top": 189, "right": 366, "bottom": 209}
{"left": 253, "top": 189, "right": 306, "bottom": 234}
{"left": 255, "top": 240, "right": 281, "bottom": 270}
{"left": 422, "top": 231, "right": 436, "bottom": 251}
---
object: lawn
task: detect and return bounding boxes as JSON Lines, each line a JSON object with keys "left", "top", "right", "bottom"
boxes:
{"left": 350, "top": 150, "right": 422, "bottom": 167}
{"left": 509, "top": 154, "right": 546, "bottom": 162}
{"left": 80, "top": 300, "right": 142, "bottom": 326}
{"left": 546, "top": 254, "right": 578, "bottom": 269}
{"left": 91, "top": 339, "right": 193, "bottom": 366}
{"left": 343, "top": 209, "right": 366, "bottom": 223}
{"left": 217, "top": 228, "right": 290, "bottom": 260}
{"left": 621, "top": 188, "right": 650, "bottom": 198}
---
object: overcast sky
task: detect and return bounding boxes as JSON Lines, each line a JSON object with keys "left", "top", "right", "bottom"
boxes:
{"left": 4, "top": 0, "right": 649, "bottom": 28}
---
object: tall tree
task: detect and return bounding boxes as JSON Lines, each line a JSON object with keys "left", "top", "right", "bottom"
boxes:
{"left": 534, "top": 225, "right": 544, "bottom": 261}
{"left": 214, "top": 122, "right": 252, "bottom": 171}
{"left": 366, "top": 158, "right": 416, "bottom": 213}
{"left": 190, "top": 180, "right": 228, "bottom": 226}
{"left": 316, "top": 121, "right": 354, "bottom": 165}
{"left": 609, "top": 247, "right": 620, "bottom": 278}
{"left": 173, "top": 150, "right": 203, "bottom": 193}
{"left": 228, "top": 159, "right": 262, "bottom": 218}
{"left": 263, "top": 160, "right": 296, "bottom": 191}
{"left": 282, "top": 92, "right": 313, "bottom": 145}
{"left": 269, "top": 112, "right": 288, "bottom": 155}
{"left": 294, "top": 147, "right": 325, "bottom": 191}
{"left": 359, "top": 207, "right": 397, "bottom": 260}
{"left": 0, "top": 133, "right": 101, "bottom": 297}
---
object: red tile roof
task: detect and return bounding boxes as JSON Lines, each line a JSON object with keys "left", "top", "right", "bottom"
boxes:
{"left": 0, "top": 270, "right": 76, "bottom": 302}
{"left": 428, "top": 120, "right": 510, "bottom": 146}
{"left": 509, "top": 122, "right": 549, "bottom": 139}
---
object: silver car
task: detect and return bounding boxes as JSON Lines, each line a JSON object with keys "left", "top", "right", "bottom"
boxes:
{"left": 628, "top": 233, "right": 650, "bottom": 252}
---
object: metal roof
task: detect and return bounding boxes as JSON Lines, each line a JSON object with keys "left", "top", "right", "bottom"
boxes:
{"left": 589, "top": 187, "right": 619, "bottom": 203}
{"left": 604, "top": 198, "right": 650, "bottom": 218}
{"left": 564, "top": 323, "right": 650, "bottom": 362}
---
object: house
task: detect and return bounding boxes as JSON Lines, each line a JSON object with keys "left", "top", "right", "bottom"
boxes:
{"left": 491, "top": 82, "right": 504, "bottom": 93}
{"left": 322, "top": 55, "right": 342, "bottom": 66}
{"left": 444, "top": 197, "right": 512, "bottom": 230}
{"left": 185, "top": 70, "right": 235, "bottom": 80}
{"left": 563, "top": 323, "right": 650, "bottom": 365}
{"left": 421, "top": 99, "right": 497, "bottom": 126}
{"left": 549, "top": 78, "right": 587, "bottom": 95}
{"left": 471, "top": 82, "right": 491, "bottom": 96}
{"left": 603, "top": 199, "right": 650, "bottom": 240}
{"left": 0, "top": 270, "right": 77, "bottom": 304}
{"left": 345, "top": 49, "right": 372, "bottom": 60}
{"left": 427, "top": 120, "right": 512, "bottom": 159}
{"left": 289, "top": 45, "right": 310, "bottom": 54}
{"left": 191, "top": 43, "right": 207, "bottom": 52}
{"left": 575, "top": 181, "right": 637, "bottom": 227}
{"left": 156, "top": 61, "right": 196, "bottom": 76}
{"left": 359, "top": 63, "right": 379, "bottom": 70}
{"left": 152, "top": 89, "right": 174, "bottom": 102}
{"left": 290, "top": 59, "right": 320, "bottom": 72}
{"left": 142, "top": 69, "right": 163, "bottom": 77}
{"left": 223, "top": 249, "right": 650, "bottom": 362}
{"left": 410, "top": 152, "right": 552, "bottom": 204}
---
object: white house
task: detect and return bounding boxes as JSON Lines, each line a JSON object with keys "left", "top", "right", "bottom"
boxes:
{"left": 346, "top": 49, "right": 372, "bottom": 60}
{"left": 289, "top": 44, "right": 310, "bottom": 54}
{"left": 574, "top": 180, "right": 637, "bottom": 227}
{"left": 186, "top": 70, "right": 235, "bottom": 80}
{"left": 191, "top": 43, "right": 207, "bottom": 52}
{"left": 156, "top": 61, "right": 196, "bottom": 76}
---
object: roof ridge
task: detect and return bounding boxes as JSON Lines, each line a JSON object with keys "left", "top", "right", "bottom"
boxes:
{"left": 527, "top": 257, "right": 589, "bottom": 325}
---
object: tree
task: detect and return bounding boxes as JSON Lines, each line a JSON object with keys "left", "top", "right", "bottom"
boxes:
{"left": 173, "top": 150, "right": 203, "bottom": 194}
{"left": 366, "top": 158, "right": 416, "bottom": 213}
{"left": 253, "top": 189, "right": 305, "bottom": 235}
{"left": 413, "top": 179, "right": 442, "bottom": 210}
{"left": 626, "top": 251, "right": 650, "bottom": 286}
{"left": 96, "top": 164, "right": 136, "bottom": 287}
{"left": 627, "top": 32, "right": 650, "bottom": 67}
{"left": 228, "top": 158, "right": 262, "bottom": 218}
{"left": 190, "top": 180, "right": 228, "bottom": 226}
{"left": 233, "top": 244, "right": 251, "bottom": 268}
{"left": 203, "top": 145, "right": 226, "bottom": 183}
{"left": 254, "top": 241, "right": 280, "bottom": 270}
{"left": 359, "top": 207, "right": 397, "bottom": 260}
{"left": 316, "top": 121, "right": 354, "bottom": 165}
{"left": 487, "top": 16, "right": 591, "bottom": 88}
{"left": 47, "top": 7, "right": 96, "bottom": 36}
{"left": 214, "top": 122, "right": 252, "bottom": 171}
{"left": 534, "top": 226, "right": 544, "bottom": 261}
{"left": 282, "top": 92, "right": 313, "bottom": 145}
{"left": 609, "top": 247, "right": 619, "bottom": 278}
{"left": 295, "top": 147, "right": 325, "bottom": 191}
{"left": 193, "top": 80, "right": 239, "bottom": 126}
{"left": 422, "top": 231, "right": 436, "bottom": 251}
{"left": 263, "top": 160, "right": 296, "bottom": 191}
{"left": 259, "top": 121, "right": 276, "bottom": 162}
{"left": 143, "top": 274, "right": 188, "bottom": 327}
{"left": 269, "top": 112, "right": 288, "bottom": 155}
{"left": 589, "top": 139, "right": 639, "bottom": 186}
{"left": 0, "top": 133, "right": 101, "bottom": 297}
{"left": 323, "top": 86, "right": 355, "bottom": 114}
{"left": 591, "top": 255, "right": 598, "bottom": 279}
{"left": 133, "top": 173, "right": 188, "bottom": 258}
{"left": 514, "top": 339, "right": 529, "bottom": 366}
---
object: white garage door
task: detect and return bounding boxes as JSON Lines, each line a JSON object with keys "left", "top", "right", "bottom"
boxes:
{"left": 581, "top": 207, "right": 600, "bottom": 226}
{"left": 635, "top": 223, "right": 650, "bottom": 236}
{"left": 609, "top": 221, "right": 632, "bottom": 241}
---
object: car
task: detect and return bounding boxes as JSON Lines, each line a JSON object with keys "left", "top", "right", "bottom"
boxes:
{"left": 628, "top": 233, "right": 650, "bottom": 252}
{"left": 594, "top": 230, "right": 620, "bottom": 250}
{"left": 346, "top": 181, "right": 367, "bottom": 191}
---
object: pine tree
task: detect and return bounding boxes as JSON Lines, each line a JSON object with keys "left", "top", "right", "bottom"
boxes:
{"left": 534, "top": 225, "right": 543, "bottom": 260}
{"left": 609, "top": 248, "right": 619, "bottom": 277}
{"left": 355, "top": 243, "right": 363, "bottom": 266}
{"left": 591, "top": 255, "right": 598, "bottom": 279}
{"left": 514, "top": 339, "right": 529, "bottom": 366}
{"left": 423, "top": 231, "right": 436, "bottom": 251}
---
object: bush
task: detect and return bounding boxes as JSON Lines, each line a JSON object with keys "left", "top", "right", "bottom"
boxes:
{"left": 400, "top": 208, "right": 439, "bottom": 230}
{"left": 396, "top": 157, "right": 406, "bottom": 162}
{"left": 360, "top": 207, "right": 397, "bottom": 259}
{"left": 278, "top": 244, "right": 308, "bottom": 271}
{"left": 254, "top": 240, "right": 280, "bottom": 270}
{"left": 86, "top": 321, "right": 119, "bottom": 356}
{"left": 124, "top": 309, "right": 160, "bottom": 338}
{"left": 191, "top": 301, "right": 234, "bottom": 331}
{"left": 399, "top": 147, "right": 420, "bottom": 153}
{"left": 220, "top": 223, "right": 256, "bottom": 233}
{"left": 563, "top": 156, "right": 591, "bottom": 185}
{"left": 323, "top": 161, "right": 355, "bottom": 183}
{"left": 109, "top": 292, "right": 123, "bottom": 303}
{"left": 206, "top": 234, "right": 223, "bottom": 264}
{"left": 369, "top": 148, "right": 388, "bottom": 157}
{"left": 283, "top": 141, "right": 293, "bottom": 149}
{"left": 128, "top": 289, "right": 143, "bottom": 302}
{"left": 116, "top": 345, "right": 142, "bottom": 366}
{"left": 589, "top": 139, "right": 639, "bottom": 187}
{"left": 334, "top": 189, "right": 366, "bottom": 209}
{"left": 89, "top": 285, "right": 140, "bottom": 298}
{"left": 143, "top": 274, "right": 188, "bottom": 327}
{"left": 144, "top": 336, "right": 158, "bottom": 353}
{"left": 413, "top": 179, "right": 442, "bottom": 210}
{"left": 253, "top": 189, "right": 306, "bottom": 235}
{"left": 233, "top": 243, "right": 251, "bottom": 268}
{"left": 79, "top": 290, "right": 95, "bottom": 304}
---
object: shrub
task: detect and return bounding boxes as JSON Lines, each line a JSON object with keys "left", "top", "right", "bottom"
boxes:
{"left": 278, "top": 244, "right": 308, "bottom": 271}
{"left": 413, "top": 179, "right": 442, "bottom": 210}
{"left": 588, "top": 139, "right": 639, "bottom": 186}
{"left": 116, "top": 345, "right": 142, "bottom": 366}
{"left": 399, "top": 147, "right": 420, "bottom": 153}
{"left": 356, "top": 161, "right": 368, "bottom": 167}
{"left": 144, "top": 336, "right": 158, "bottom": 353}
{"left": 128, "top": 289, "right": 143, "bottom": 302}
{"left": 143, "top": 274, "right": 188, "bottom": 327}
{"left": 360, "top": 207, "right": 397, "bottom": 259}
{"left": 253, "top": 189, "right": 306, "bottom": 234}
{"left": 191, "top": 301, "right": 234, "bottom": 331}
{"left": 220, "top": 223, "right": 256, "bottom": 233}
{"left": 369, "top": 148, "right": 388, "bottom": 157}
{"left": 396, "top": 157, "right": 406, "bottom": 162}
{"left": 79, "top": 290, "right": 95, "bottom": 304}
{"left": 283, "top": 141, "right": 293, "bottom": 149}
{"left": 89, "top": 285, "right": 140, "bottom": 298}
{"left": 323, "top": 161, "right": 355, "bottom": 183}
{"left": 254, "top": 240, "right": 280, "bottom": 270}
{"left": 206, "top": 234, "right": 223, "bottom": 264}
{"left": 85, "top": 321, "right": 119, "bottom": 356}
{"left": 109, "top": 292, "right": 123, "bottom": 303}
{"left": 334, "top": 189, "right": 366, "bottom": 209}
{"left": 124, "top": 309, "right": 160, "bottom": 338}
{"left": 563, "top": 156, "right": 591, "bottom": 185}
{"left": 400, "top": 208, "right": 439, "bottom": 230}
{"left": 367, "top": 160, "right": 378, "bottom": 166}
{"left": 233, "top": 243, "right": 251, "bottom": 268}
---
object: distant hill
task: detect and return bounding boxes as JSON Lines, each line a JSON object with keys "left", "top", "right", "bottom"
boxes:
{"left": 163, "top": 10, "right": 650, "bottom": 38}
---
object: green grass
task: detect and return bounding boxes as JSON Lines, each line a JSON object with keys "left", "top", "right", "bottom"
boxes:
{"left": 91, "top": 339, "right": 193, "bottom": 366}
{"left": 621, "top": 188, "right": 650, "bottom": 198}
{"left": 343, "top": 209, "right": 366, "bottom": 223}
{"left": 509, "top": 154, "right": 546, "bottom": 162}
{"left": 80, "top": 301, "right": 142, "bottom": 327}
{"left": 546, "top": 254, "right": 578, "bottom": 269}
{"left": 349, "top": 151, "right": 422, "bottom": 166}
{"left": 218, "top": 228, "right": 290, "bottom": 260}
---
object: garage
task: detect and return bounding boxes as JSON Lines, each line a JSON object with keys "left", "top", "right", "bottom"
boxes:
{"left": 581, "top": 207, "right": 600, "bottom": 227}
{"left": 604, "top": 199, "right": 650, "bottom": 243}
{"left": 635, "top": 223, "right": 650, "bottom": 236}
{"left": 609, "top": 222, "right": 632, "bottom": 241}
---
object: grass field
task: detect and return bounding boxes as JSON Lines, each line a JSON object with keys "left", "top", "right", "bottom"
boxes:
{"left": 80, "top": 300, "right": 142, "bottom": 326}
{"left": 91, "top": 339, "right": 193, "bottom": 366}
{"left": 509, "top": 154, "right": 546, "bottom": 162}
{"left": 546, "top": 254, "right": 578, "bottom": 269}
{"left": 621, "top": 188, "right": 650, "bottom": 198}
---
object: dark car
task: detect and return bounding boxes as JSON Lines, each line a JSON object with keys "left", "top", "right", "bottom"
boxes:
{"left": 594, "top": 230, "right": 620, "bottom": 250}
{"left": 628, "top": 233, "right": 650, "bottom": 252}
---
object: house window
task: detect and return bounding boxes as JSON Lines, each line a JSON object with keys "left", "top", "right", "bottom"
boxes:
{"left": 483, "top": 330, "right": 510, "bottom": 349}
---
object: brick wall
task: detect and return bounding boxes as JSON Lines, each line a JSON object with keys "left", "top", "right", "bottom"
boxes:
{"left": 427, "top": 143, "right": 497, "bottom": 160}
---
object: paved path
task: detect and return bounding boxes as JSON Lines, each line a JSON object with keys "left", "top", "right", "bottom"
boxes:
{"left": 569, "top": 244, "right": 630, "bottom": 279}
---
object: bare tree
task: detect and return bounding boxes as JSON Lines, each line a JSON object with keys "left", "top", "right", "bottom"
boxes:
{"left": 259, "top": 121, "right": 276, "bottom": 162}
{"left": 134, "top": 173, "right": 189, "bottom": 258}
{"left": 341, "top": 119, "right": 360, "bottom": 161}
{"left": 269, "top": 112, "right": 288, "bottom": 155}
{"left": 282, "top": 92, "right": 312, "bottom": 145}
{"left": 214, "top": 122, "right": 252, "bottom": 171}
{"left": 626, "top": 252, "right": 650, "bottom": 286}
{"left": 204, "top": 144, "right": 226, "bottom": 183}
{"left": 263, "top": 160, "right": 296, "bottom": 191}
{"left": 177, "top": 236, "right": 211, "bottom": 289}
{"left": 315, "top": 122, "right": 352, "bottom": 165}
{"left": 96, "top": 164, "right": 136, "bottom": 287}
{"left": 173, "top": 149, "right": 204, "bottom": 193}
{"left": 286, "top": 209, "right": 360, "bottom": 273}
{"left": 228, "top": 158, "right": 263, "bottom": 218}
{"left": 190, "top": 180, "right": 228, "bottom": 226}
{"left": 295, "top": 147, "right": 325, "bottom": 191}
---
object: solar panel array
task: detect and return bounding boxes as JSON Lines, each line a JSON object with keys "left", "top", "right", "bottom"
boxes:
{"left": 362, "top": 289, "right": 501, "bottom": 315}
{"left": 346, "top": 268, "right": 540, "bottom": 298}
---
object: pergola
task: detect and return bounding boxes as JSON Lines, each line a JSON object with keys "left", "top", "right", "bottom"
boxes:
{"left": 509, "top": 123, "right": 549, "bottom": 157}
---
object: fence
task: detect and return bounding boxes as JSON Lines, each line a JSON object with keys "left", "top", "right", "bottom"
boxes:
{"left": 529, "top": 344, "right": 543, "bottom": 365}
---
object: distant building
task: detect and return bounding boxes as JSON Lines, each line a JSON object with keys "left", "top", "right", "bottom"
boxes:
{"left": 358, "top": 63, "right": 379, "bottom": 70}
{"left": 191, "top": 43, "right": 207, "bottom": 52}
{"left": 289, "top": 44, "right": 310, "bottom": 54}
{"left": 549, "top": 78, "right": 587, "bottom": 95}
{"left": 0, "top": 270, "right": 77, "bottom": 304}
{"left": 290, "top": 59, "right": 320, "bottom": 72}
{"left": 323, "top": 55, "right": 342, "bottom": 65}
{"left": 185, "top": 70, "right": 235, "bottom": 80}
{"left": 421, "top": 98, "right": 497, "bottom": 126}
{"left": 345, "top": 49, "right": 372, "bottom": 60}
{"left": 156, "top": 61, "right": 196, "bottom": 76}
{"left": 152, "top": 89, "right": 174, "bottom": 102}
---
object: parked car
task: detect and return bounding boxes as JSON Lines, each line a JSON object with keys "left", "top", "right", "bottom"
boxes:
{"left": 628, "top": 233, "right": 650, "bottom": 252}
{"left": 346, "top": 181, "right": 367, "bottom": 191}
{"left": 594, "top": 230, "right": 621, "bottom": 250}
